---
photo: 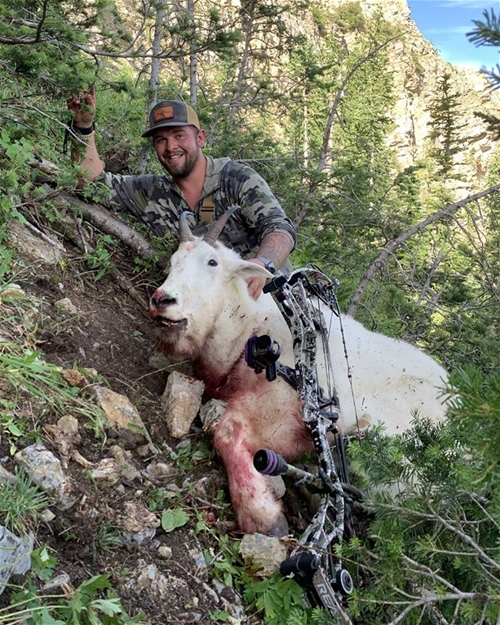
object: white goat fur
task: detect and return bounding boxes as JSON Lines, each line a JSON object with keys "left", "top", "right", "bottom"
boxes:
{"left": 150, "top": 237, "right": 448, "bottom": 535}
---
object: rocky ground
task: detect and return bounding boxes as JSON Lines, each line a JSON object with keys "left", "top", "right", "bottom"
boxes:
{"left": 0, "top": 214, "right": 320, "bottom": 625}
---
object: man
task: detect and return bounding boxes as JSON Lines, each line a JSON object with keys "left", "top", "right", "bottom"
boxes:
{"left": 67, "top": 86, "right": 296, "bottom": 299}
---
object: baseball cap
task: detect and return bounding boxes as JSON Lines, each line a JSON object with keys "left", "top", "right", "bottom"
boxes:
{"left": 142, "top": 100, "right": 201, "bottom": 137}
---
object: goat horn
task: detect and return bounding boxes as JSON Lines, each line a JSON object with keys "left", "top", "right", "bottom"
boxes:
{"left": 203, "top": 205, "right": 240, "bottom": 247}
{"left": 179, "top": 211, "right": 196, "bottom": 242}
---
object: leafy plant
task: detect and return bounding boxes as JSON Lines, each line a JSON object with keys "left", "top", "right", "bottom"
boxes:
{"left": 30, "top": 546, "right": 58, "bottom": 582}
{"left": 161, "top": 507, "right": 189, "bottom": 532}
{"left": 0, "top": 399, "right": 31, "bottom": 455}
{"left": 147, "top": 487, "right": 169, "bottom": 512}
{"left": 244, "top": 572, "right": 336, "bottom": 625}
{"left": 202, "top": 531, "right": 334, "bottom": 624}
{"left": 7, "top": 573, "right": 146, "bottom": 625}
{"left": 169, "top": 439, "right": 214, "bottom": 471}
{"left": 82, "top": 234, "right": 117, "bottom": 282}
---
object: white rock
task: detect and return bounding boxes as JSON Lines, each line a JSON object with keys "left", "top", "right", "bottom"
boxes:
{"left": 239, "top": 533, "right": 288, "bottom": 577}
{"left": 161, "top": 372, "right": 205, "bottom": 439}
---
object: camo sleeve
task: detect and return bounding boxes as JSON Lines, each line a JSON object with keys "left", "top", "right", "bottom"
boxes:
{"left": 102, "top": 172, "right": 184, "bottom": 238}
{"left": 221, "top": 161, "right": 297, "bottom": 249}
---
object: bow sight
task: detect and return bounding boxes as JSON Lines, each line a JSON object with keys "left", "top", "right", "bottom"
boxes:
{"left": 244, "top": 334, "right": 282, "bottom": 381}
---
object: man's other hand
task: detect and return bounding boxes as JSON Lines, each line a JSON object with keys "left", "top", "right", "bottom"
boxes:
{"left": 246, "top": 259, "right": 269, "bottom": 300}
{"left": 67, "top": 84, "right": 96, "bottom": 128}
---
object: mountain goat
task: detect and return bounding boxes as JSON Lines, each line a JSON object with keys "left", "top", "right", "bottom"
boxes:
{"left": 149, "top": 211, "right": 448, "bottom": 535}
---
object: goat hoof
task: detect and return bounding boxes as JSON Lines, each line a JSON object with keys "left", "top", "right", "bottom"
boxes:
{"left": 267, "top": 513, "right": 289, "bottom": 538}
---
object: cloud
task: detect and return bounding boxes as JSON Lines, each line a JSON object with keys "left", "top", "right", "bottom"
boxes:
{"left": 453, "top": 60, "right": 488, "bottom": 68}
{"left": 414, "top": 0, "right": 493, "bottom": 6}
{"left": 425, "top": 25, "right": 474, "bottom": 35}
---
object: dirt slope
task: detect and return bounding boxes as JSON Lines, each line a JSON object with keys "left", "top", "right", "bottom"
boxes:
{"left": 1, "top": 228, "right": 267, "bottom": 624}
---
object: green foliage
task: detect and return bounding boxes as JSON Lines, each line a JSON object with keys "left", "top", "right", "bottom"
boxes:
{"left": 332, "top": 2, "right": 366, "bottom": 33}
{"left": 346, "top": 368, "right": 500, "bottom": 623}
{"left": 468, "top": 9, "right": 500, "bottom": 88}
{"left": 467, "top": 10, "right": 500, "bottom": 125}
{"left": 427, "top": 72, "right": 466, "bottom": 177}
{"left": 30, "top": 546, "right": 58, "bottom": 582}
{"left": 8, "top": 572, "right": 146, "bottom": 625}
{"left": 93, "top": 523, "right": 123, "bottom": 555}
{"left": 0, "top": 130, "right": 36, "bottom": 217}
{"left": 82, "top": 234, "right": 117, "bottom": 281}
{"left": 168, "top": 439, "right": 214, "bottom": 471}
{"left": 287, "top": 26, "right": 401, "bottom": 297}
{"left": 161, "top": 507, "right": 189, "bottom": 532}
{"left": 474, "top": 109, "right": 500, "bottom": 139}
{"left": 203, "top": 532, "right": 339, "bottom": 624}
{"left": 2, "top": 1, "right": 500, "bottom": 621}
{"left": 244, "top": 573, "right": 308, "bottom": 624}
{"left": 0, "top": 272, "right": 105, "bottom": 442}
{"left": 146, "top": 487, "right": 169, "bottom": 512}
{"left": 0, "top": 343, "right": 97, "bottom": 421}
{"left": 206, "top": 534, "right": 242, "bottom": 588}
{"left": 244, "top": 572, "right": 338, "bottom": 625}
{"left": 0, "top": 471, "right": 48, "bottom": 535}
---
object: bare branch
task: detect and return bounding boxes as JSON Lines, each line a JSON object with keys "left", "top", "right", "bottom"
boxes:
{"left": 55, "top": 194, "right": 157, "bottom": 261}
{"left": 347, "top": 183, "right": 500, "bottom": 316}
{"left": 35, "top": 0, "right": 50, "bottom": 42}
{"left": 385, "top": 592, "right": 490, "bottom": 625}
{"left": 401, "top": 555, "right": 461, "bottom": 593}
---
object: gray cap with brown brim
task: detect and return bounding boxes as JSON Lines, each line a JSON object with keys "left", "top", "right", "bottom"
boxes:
{"left": 142, "top": 100, "right": 201, "bottom": 137}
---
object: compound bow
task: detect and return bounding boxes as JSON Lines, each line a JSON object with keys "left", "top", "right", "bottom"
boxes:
{"left": 246, "top": 265, "right": 362, "bottom": 623}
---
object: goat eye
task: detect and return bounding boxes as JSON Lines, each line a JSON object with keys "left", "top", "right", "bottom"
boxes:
{"left": 208, "top": 259, "right": 218, "bottom": 267}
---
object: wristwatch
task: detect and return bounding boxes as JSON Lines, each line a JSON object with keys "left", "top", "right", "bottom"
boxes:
{"left": 255, "top": 256, "right": 276, "bottom": 274}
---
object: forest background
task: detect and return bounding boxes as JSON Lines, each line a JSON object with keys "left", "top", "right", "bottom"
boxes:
{"left": 2, "top": 0, "right": 500, "bottom": 623}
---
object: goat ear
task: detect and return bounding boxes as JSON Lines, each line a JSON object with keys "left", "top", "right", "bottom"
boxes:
{"left": 234, "top": 260, "right": 273, "bottom": 280}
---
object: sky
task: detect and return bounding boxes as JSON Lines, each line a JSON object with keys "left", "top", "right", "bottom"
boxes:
{"left": 407, "top": 0, "right": 500, "bottom": 70}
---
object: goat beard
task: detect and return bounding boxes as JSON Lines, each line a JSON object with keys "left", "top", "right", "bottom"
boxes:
{"left": 155, "top": 329, "right": 201, "bottom": 362}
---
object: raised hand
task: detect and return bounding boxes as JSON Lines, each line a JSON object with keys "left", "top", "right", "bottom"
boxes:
{"left": 67, "top": 83, "right": 96, "bottom": 129}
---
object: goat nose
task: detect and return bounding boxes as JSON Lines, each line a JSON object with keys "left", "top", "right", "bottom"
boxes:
{"left": 150, "top": 295, "right": 159, "bottom": 310}
{"left": 150, "top": 291, "right": 176, "bottom": 310}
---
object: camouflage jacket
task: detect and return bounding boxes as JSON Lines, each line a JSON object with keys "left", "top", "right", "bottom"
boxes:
{"left": 103, "top": 156, "right": 296, "bottom": 258}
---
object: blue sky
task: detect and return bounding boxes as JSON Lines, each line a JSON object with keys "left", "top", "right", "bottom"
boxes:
{"left": 407, "top": 0, "right": 500, "bottom": 70}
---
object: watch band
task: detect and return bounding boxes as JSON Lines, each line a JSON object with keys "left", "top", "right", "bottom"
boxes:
{"left": 255, "top": 256, "right": 276, "bottom": 274}
{"left": 70, "top": 120, "right": 95, "bottom": 135}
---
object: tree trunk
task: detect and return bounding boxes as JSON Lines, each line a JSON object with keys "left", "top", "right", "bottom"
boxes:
{"left": 188, "top": 0, "right": 197, "bottom": 106}
{"left": 294, "top": 36, "right": 401, "bottom": 230}
{"left": 138, "top": 0, "right": 168, "bottom": 173}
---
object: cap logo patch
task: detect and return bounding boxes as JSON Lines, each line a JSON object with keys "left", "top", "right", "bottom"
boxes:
{"left": 154, "top": 106, "right": 175, "bottom": 122}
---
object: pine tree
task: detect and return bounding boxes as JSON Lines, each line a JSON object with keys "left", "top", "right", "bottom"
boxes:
{"left": 468, "top": 9, "right": 500, "bottom": 136}
{"left": 427, "top": 71, "right": 465, "bottom": 177}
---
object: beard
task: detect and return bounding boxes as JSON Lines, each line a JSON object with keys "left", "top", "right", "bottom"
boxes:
{"left": 161, "top": 149, "right": 200, "bottom": 179}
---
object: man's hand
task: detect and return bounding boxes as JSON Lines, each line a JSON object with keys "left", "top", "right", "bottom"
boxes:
{"left": 66, "top": 83, "right": 104, "bottom": 182}
{"left": 246, "top": 259, "right": 268, "bottom": 300}
{"left": 67, "top": 84, "right": 96, "bottom": 128}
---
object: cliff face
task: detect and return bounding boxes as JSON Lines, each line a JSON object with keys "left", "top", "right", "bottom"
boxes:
{"left": 325, "top": 0, "right": 500, "bottom": 191}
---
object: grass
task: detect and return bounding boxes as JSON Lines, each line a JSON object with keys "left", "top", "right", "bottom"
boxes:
{"left": 0, "top": 470, "right": 48, "bottom": 535}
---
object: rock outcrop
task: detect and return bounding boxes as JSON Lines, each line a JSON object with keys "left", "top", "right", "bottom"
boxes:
{"left": 333, "top": 0, "right": 499, "bottom": 190}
